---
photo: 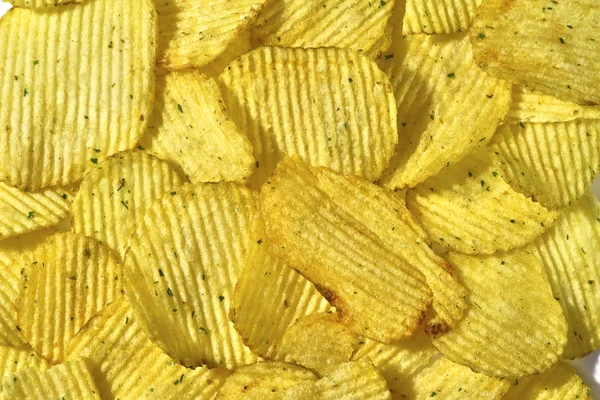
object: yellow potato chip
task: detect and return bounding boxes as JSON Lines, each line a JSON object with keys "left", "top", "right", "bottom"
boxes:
{"left": 0, "top": 0, "right": 156, "bottom": 190}
{"left": 470, "top": 0, "right": 600, "bottom": 106}
{"left": 503, "top": 362, "right": 592, "bottom": 400}
{"left": 433, "top": 250, "right": 568, "bottom": 378}
{"left": 487, "top": 121, "right": 600, "bottom": 210}
{"left": 71, "top": 150, "right": 184, "bottom": 261}
{"left": 531, "top": 193, "right": 600, "bottom": 359}
{"left": 124, "top": 183, "right": 259, "bottom": 368}
{"left": 16, "top": 232, "right": 122, "bottom": 364}
{"left": 143, "top": 71, "right": 254, "bottom": 184}
{"left": 253, "top": 0, "right": 395, "bottom": 53}
{"left": 0, "top": 346, "right": 49, "bottom": 381}
{"left": 407, "top": 149, "right": 557, "bottom": 254}
{"left": 378, "top": 33, "right": 511, "bottom": 189}
{"left": 67, "top": 297, "right": 229, "bottom": 399}
{"left": 259, "top": 158, "right": 432, "bottom": 342}
{"left": 2, "top": 359, "right": 101, "bottom": 399}
{"left": 156, "top": 0, "right": 266, "bottom": 70}
{"left": 216, "top": 362, "right": 317, "bottom": 399}
{"left": 10, "top": 0, "right": 82, "bottom": 8}
{"left": 217, "top": 46, "right": 398, "bottom": 189}
{"left": 200, "top": 29, "right": 254, "bottom": 78}
{"left": 403, "top": 0, "right": 483, "bottom": 35}
{"left": 231, "top": 241, "right": 331, "bottom": 360}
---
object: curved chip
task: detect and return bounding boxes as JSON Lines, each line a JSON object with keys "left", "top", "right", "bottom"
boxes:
{"left": 0, "top": 250, "right": 30, "bottom": 348}
{"left": 470, "top": 0, "right": 600, "bottom": 106}
{"left": 156, "top": 0, "right": 266, "bottom": 70}
{"left": 124, "top": 182, "right": 259, "bottom": 368}
{"left": 218, "top": 46, "right": 398, "bottom": 189}
{"left": 10, "top": 0, "right": 83, "bottom": 8}
{"left": 0, "top": 0, "right": 156, "bottom": 190}
{"left": 71, "top": 150, "right": 184, "bottom": 261}
{"left": 433, "top": 250, "right": 568, "bottom": 378}
{"left": 253, "top": 0, "right": 395, "bottom": 53}
{"left": 67, "top": 297, "right": 228, "bottom": 400}
{"left": 143, "top": 71, "right": 254, "bottom": 184}
{"left": 403, "top": 0, "right": 483, "bottom": 35}
{"left": 231, "top": 241, "right": 331, "bottom": 360}
{"left": 531, "top": 193, "right": 600, "bottom": 359}
{"left": 0, "top": 346, "right": 49, "bottom": 381}
{"left": 199, "top": 29, "right": 254, "bottom": 78}
{"left": 16, "top": 232, "right": 122, "bottom": 364}
{"left": 406, "top": 149, "right": 557, "bottom": 255}
{"left": 378, "top": 33, "right": 511, "bottom": 189}
{"left": 487, "top": 121, "right": 600, "bottom": 210}
{"left": 259, "top": 158, "right": 432, "bottom": 343}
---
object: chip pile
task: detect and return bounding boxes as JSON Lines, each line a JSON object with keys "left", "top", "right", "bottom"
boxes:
{"left": 0, "top": 0, "right": 598, "bottom": 399}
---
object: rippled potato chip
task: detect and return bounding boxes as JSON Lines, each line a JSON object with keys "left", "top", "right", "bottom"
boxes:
{"left": 0, "top": 0, "right": 156, "bottom": 190}
{"left": 200, "top": 30, "right": 254, "bottom": 77}
{"left": 403, "top": 0, "right": 483, "bottom": 35}
{"left": 0, "top": 346, "right": 49, "bottom": 380}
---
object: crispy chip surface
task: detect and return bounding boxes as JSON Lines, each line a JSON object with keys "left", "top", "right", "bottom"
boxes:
{"left": 470, "top": 0, "right": 600, "bottom": 106}
{"left": 11, "top": 0, "right": 83, "bottom": 8}
{"left": 16, "top": 232, "right": 122, "bottom": 364}
{"left": 0, "top": 250, "right": 30, "bottom": 348}
{"left": 379, "top": 33, "right": 511, "bottom": 189}
{"left": 218, "top": 46, "right": 398, "bottom": 189}
{"left": 144, "top": 71, "right": 254, "bottom": 184}
{"left": 0, "top": 346, "right": 49, "bottom": 381}
{"left": 124, "top": 183, "right": 259, "bottom": 368}
{"left": 488, "top": 121, "right": 600, "bottom": 210}
{"left": 403, "top": 0, "right": 483, "bottom": 35}
{"left": 407, "top": 149, "right": 556, "bottom": 254}
{"left": 0, "top": 0, "right": 156, "bottom": 190}
{"left": 199, "top": 30, "right": 254, "bottom": 78}
{"left": 156, "top": 0, "right": 266, "bottom": 70}
{"left": 433, "top": 250, "right": 568, "bottom": 378}
{"left": 71, "top": 150, "right": 184, "bottom": 261}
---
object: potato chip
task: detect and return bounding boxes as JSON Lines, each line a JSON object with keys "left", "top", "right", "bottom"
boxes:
{"left": 71, "top": 150, "right": 184, "bottom": 261}
{"left": 156, "top": 0, "right": 266, "bottom": 70}
{"left": 2, "top": 359, "right": 101, "bottom": 399}
{"left": 200, "top": 30, "right": 254, "bottom": 78}
{"left": 124, "top": 182, "right": 259, "bottom": 368}
{"left": 143, "top": 71, "right": 254, "bottom": 184}
{"left": 217, "top": 46, "right": 398, "bottom": 189}
{"left": 259, "top": 157, "right": 432, "bottom": 342}
{"left": 487, "top": 121, "right": 600, "bottom": 210}
{"left": 378, "top": 33, "right": 511, "bottom": 189}
{"left": 530, "top": 193, "right": 600, "bottom": 359}
{"left": 403, "top": 0, "right": 483, "bottom": 35}
{"left": 67, "top": 297, "right": 228, "bottom": 400}
{"left": 0, "top": 346, "right": 49, "bottom": 381}
{"left": 503, "top": 362, "right": 592, "bottom": 400}
{"left": 433, "top": 250, "right": 568, "bottom": 378}
{"left": 10, "top": 0, "right": 82, "bottom": 8}
{"left": 252, "top": 0, "right": 395, "bottom": 53}
{"left": 470, "top": 0, "right": 600, "bottom": 106}
{"left": 0, "top": 0, "right": 156, "bottom": 190}
{"left": 231, "top": 241, "right": 331, "bottom": 360}
{"left": 406, "top": 149, "right": 557, "bottom": 255}
{"left": 16, "top": 232, "right": 122, "bottom": 364}
{"left": 216, "top": 362, "right": 317, "bottom": 399}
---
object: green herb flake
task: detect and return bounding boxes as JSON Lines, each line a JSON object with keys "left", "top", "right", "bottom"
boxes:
{"left": 559, "top": 37, "right": 566, "bottom": 44}
{"left": 447, "top": 72, "right": 455, "bottom": 78}
{"left": 218, "top": 295, "right": 225, "bottom": 302}
{"left": 90, "top": 158, "right": 99, "bottom": 164}
{"left": 477, "top": 33, "right": 486, "bottom": 39}
{"left": 177, "top": 104, "right": 183, "bottom": 113}
{"left": 384, "top": 54, "right": 394, "bottom": 60}
{"left": 33, "top": 60, "right": 39, "bottom": 65}
{"left": 167, "top": 287, "right": 174, "bottom": 297}
{"left": 27, "top": 211, "right": 35, "bottom": 219}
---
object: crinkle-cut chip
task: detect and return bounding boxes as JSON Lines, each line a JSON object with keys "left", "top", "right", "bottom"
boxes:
{"left": 530, "top": 193, "right": 600, "bottom": 359}
{"left": 470, "top": 0, "right": 600, "bottom": 106}
{"left": 352, "top": 329, "right": 437, "bottom": 398}
{"left": 10, "top": 0, "right": 83, "bottom": 8}
{"left": 259, "top": 158, "right": 432, "bottom": 343}
{"left": 487, "top": 121, "right": 600, "bottom": 210}
{"left": 200, "top": 29, "right": 254, "bottom": 78}
{"left": 503, "top": 362, "right": 592, "bottom": 400}
{"left": 16, "top": 232, "right": 122, "bottom": 364}
{"left": 0, "top": 346, "right": 49, "bottom": 381}
{"left": 66, "top": 298, "right": 229, "bottom": 400}
{"left": 231, "top": 241, "right": 331, "bottom": 360}
{"left": 124, "top": 182, "right": 259, "bottom": 368}
{"left": 218, "top": 46, "right": 398, "bottom": 189}
{"left": 366, "top": 19, "right": 394, "bottom": 60}
{"left": 216, "top": 362, "right": 317, "bottom": 399}
{"left": 403, "top": 0, "right": 483, "bottom": 35}
{"left": 279, "top": 313, "right": 359, "bottom": 375}
{"left": 433, "top": 250, "right": 568, "bottom": 378}
{"left": 71, "top": 150, "right": 183, "bottom": 261}
{"left": 378, "top": 33, "right": 511, "bottom": 189}
{"left": 2, "top": 359, "right": 101, "bottom": 399}
{"left": 406, "top": 149, "right": 557, "bottom": 255}
{"left": 253, "top": 0, "right": 395, "bottom": 53}
{"left": 143, "top": 71, "right": 254, "bottom": 184}
{"left": 156, "top": 0, "right": 266, "bottom": 70}
{"left": 508, "top": 86, "right": 600, "bottom": 123}
{"left": 0, "top": 0, "right": 156, "bottom": 191}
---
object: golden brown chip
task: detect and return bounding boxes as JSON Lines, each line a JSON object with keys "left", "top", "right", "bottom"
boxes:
{"left": 0, "top": 346, "right": 49, "bottom": 381}
{"left": 0, "top": 0, "right": 156, "bottom": 190}
{"left": 378, "top": 33, "right": 511, "bottom": 189}
{"left": 403, "top": 0, "right": 483, "bottom": 35}
{"left": 10, "top": 0, "right": 83, "bottom": 8}
{"left": 217, "top": 46, "right": 398, "bottom": 189}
